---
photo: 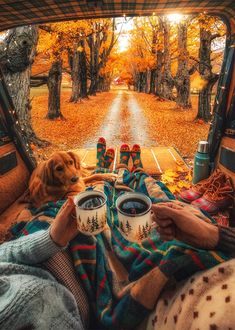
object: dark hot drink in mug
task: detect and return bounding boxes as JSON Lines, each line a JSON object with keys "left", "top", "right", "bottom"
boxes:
{"left": 74, "top": 190, "right": 107, "bottom": 235}
{"left": 77, "top": 195, "right": 105, "bottom": 209}
{"left": 116, "top": 192, "right": 152, "bottom": 243}
{"left": 119, "top": 198, "right": 149, "bottom": 215}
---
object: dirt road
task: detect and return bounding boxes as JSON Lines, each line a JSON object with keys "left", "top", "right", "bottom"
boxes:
{"left": 83, "top": 90, "right": 156, "bottom": 148}
{"left": 32, "top": 87, "right": 207, "bottom": 160}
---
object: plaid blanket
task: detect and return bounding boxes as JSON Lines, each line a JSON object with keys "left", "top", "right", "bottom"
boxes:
{"left": 11, "top": 169, "right": 231, "bottom": 330}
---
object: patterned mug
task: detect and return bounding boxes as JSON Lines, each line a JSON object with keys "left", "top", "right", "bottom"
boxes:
{"left": 116, "top": 192, "right": 152, "bottom": 242}
{"left": 74, "top": 190, "right": 107, "bottom": 236}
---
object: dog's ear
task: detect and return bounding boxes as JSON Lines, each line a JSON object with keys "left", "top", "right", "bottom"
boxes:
{"left": 67, "top": 151, "right": 81, "bottom": 170}
{"left": 42, "top": 159, "right": 55, "bottom": 185}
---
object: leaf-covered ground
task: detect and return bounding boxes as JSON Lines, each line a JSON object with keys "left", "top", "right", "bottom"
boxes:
{"left": 134, "top": 92, "right": 209, "bottom": 158}
{"left": 31, "top": 89, "right": 209, "bottom": 162}
{"left": 31, "top": 90, "right": 115, "bottom": 161}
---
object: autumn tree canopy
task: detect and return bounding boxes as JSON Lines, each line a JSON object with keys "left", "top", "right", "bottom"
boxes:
{"left": 114, "top": 13, "right": 226, "bottom": 119}
{"left": 31, "top": 13, "right": 225, "bottom": 121}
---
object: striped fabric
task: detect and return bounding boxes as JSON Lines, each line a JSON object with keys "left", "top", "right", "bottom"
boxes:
{"left": 0, "top": 0, "right": 234, "bottom": 32}
{"left": 192, "top": 194, "right": 232, "bottom": 214}
{"left": 43, "top": 250, "right": 90, "bottom": 328}
{"left": 11, "top": 168, "right": 232, "bottom": 330}
{"left": 179, "top": 189, "right": 202, "bottom": 203}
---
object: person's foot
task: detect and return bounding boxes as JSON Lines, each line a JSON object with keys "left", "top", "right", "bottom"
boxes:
{"left": 131, "top": 144, "right": 143, "bottom": 170}
{"left": 96, "top": 137, "right": 106, "bottom": 168}
{"left": 104, "top": 148, "right": 115, "bottom": 168}
{"left": 191, "top": 176, "right": 234, "bottom": 214}
{"left": 179, "top": 169, "right": 224, "bottom": 203}
{"left": 120, "top": 144, "right": 130, "bottom": 166}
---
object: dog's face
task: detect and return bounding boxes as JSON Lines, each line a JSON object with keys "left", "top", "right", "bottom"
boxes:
{"left": 43, "top": 151, "right": 82, "bottom": 187}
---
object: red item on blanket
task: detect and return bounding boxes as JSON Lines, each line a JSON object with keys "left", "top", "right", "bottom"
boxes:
{"left": 212, "top": 211, "right": 230, "bottom": 227}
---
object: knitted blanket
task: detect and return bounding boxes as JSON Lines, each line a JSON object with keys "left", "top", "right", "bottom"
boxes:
{"left": 11, "top": 168, "right": 231, "bottom": 330}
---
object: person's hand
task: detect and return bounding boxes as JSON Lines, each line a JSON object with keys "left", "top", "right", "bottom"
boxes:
{"left": 151, "top": 202, "right": 219, "bottom": 250}
{"left": 50, "top": 197, "right": 79, "bottom": 247}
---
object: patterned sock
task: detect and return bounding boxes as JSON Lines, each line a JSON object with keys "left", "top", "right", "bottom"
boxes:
{"left": 131, "top": 144, "right": 143, "bottom": 170}
{"left": 104, "top": 148, "right": 115, "bottom": 168}
{"left": 96, "top": 137, "right": 106, "bottom": 168}
{"left": 120, "top": 144, "right": 130, "bottom": 166}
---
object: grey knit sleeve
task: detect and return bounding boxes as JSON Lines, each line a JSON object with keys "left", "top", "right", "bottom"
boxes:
{"left": 215, "top": 226, "right": 235, "bottom": 257}
{"left": 0, "top": 229, "right": 65, "bottom": 265}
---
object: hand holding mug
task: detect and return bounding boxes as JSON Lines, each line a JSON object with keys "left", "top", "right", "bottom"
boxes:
{"left": 151, "top": 202, "right": 219, "bottom": 249}
{"left": 50, "top": 197, "right": 79, "bottom": 247}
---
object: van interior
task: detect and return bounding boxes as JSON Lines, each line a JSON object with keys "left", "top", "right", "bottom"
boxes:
{"left": 0, "top": 1, "right": 235, "bottom": 329}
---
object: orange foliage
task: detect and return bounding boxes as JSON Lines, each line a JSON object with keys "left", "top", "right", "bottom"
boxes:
{"left": 135, "top": 92, "right": 209, "bottom": 158}
{"left": 31, "top": 90, "right": 115, "bottom": 161}
{"left": 35, "top": 18, "right": 116, "bottom": 73}
{"left": 111, "top": 14, "right": 225, "bottom": 88}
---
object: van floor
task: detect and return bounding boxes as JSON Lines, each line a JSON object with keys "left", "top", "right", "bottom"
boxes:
{"left": 75, "top": 146, "right": 189, "bottom": 177}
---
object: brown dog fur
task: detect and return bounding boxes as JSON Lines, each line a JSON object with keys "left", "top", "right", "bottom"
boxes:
{"left": 29, "top": 151, "right": 117, "bottom": 208}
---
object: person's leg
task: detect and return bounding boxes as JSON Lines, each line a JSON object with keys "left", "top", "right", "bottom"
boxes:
{"left": 96, "top": 137, "right": 106, "bottom": 168}
{"left": 104, "top": 266, "right": 168, "bottom": 329}
{"left": 130, "top": 267, "right": 168, "bottom": 309}
{"left": 117, "top": 267, "right": 168, "bottom": 309}
{"left": 119, "top": 144, "right": 131, "bottom": 166}
{"left": 104, "top": 148, "right": 115, "bottom": 168}
{"left": 131, "top": 144, "right": 143, "bottom": 171}
{"left": 115, "top": 144, "right": 131, "bottom": 171}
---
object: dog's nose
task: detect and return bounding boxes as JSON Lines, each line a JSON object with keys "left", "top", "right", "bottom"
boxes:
{"left": 71, "top": 176, "right": 79, "bottom": 183}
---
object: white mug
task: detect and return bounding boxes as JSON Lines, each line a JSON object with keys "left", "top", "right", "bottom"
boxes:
{"left": 116, "top": 192, "right": 152, "bottom": 242}
{"left": 74, "top": 190, "right": 107, "bottom": 236}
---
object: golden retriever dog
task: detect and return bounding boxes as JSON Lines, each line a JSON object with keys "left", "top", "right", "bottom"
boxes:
{"left": 29, "top": 151, "right": 117, "bottom": 208}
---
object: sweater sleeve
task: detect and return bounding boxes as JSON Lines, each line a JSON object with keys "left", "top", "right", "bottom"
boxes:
{"left": 0, "top": 229, "right": 64, "bottom": 265}
{"left": 215, "top": 226, "right": 235, "bottom": 257}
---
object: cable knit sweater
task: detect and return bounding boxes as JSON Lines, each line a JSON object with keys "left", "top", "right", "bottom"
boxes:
{"left": 0, "top": 229, "right": 84, "bottom": 330}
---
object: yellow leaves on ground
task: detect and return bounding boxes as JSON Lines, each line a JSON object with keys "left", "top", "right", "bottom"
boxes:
{"left": 161, "top": 161, "right": 192, "bottom": 194}
{"left": 135, "top": 92, "right": 209, "bottom": 158}
{"left": 31, "top": 90, "right": 115, "bottom": 161}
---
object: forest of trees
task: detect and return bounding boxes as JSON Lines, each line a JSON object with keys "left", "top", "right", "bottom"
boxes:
{"left": 0, "top": 14, "right": 226, "bottom": 147}
{"left": 119, "top": 14, "right": 225, "bottom": 117}
{"left": 0, "top": 19, "right": 119, "bottom": 146}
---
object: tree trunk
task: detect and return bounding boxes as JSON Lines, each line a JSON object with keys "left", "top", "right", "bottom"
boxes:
{"left": 161, "top": 19, "right": 175, "bottom": 100}
{"left": 146, "top": 69, "right": 151, "bottom": 93}
{"left": 47, "top": 60, "right": 63, "bottom": 119}
{"left": 88, "top": 33, "right": 95, "bottom": 95}
{"left": 155, "top": 49, "right": 163, "bottom": 97}
{"left": 175, "top": 21, "right": 192, "bottom": 109}
{"left": 99, "top": 74, "right": 111, "bottom": 91}
{"left": 0, "top": 26, "right": 47, "bottom": 146}
{"left": 150, "top": 69, "right": 156, "bottom": 94}
{"left": 149, "top": 27, "right": 157, "bottom": 94}
{"left": 70, "top": 42, "right": 80, "bottom": 103}
{"left": 89, "top": 31, "right": 100, "bottom": 95}
{"left": 133, "top": 72, "right": 139, "bottom": 91}
{"left": 197, "top": 26, "right": 219, "bottom": 121}
{"left": 79, "top": 39, "right": 88, "bottom": 98}
{"left": 197, "top": 78, "right": 218, "bottom": 121}
{"left": 138, "top": 72, "right": 146, "bottom": 92}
